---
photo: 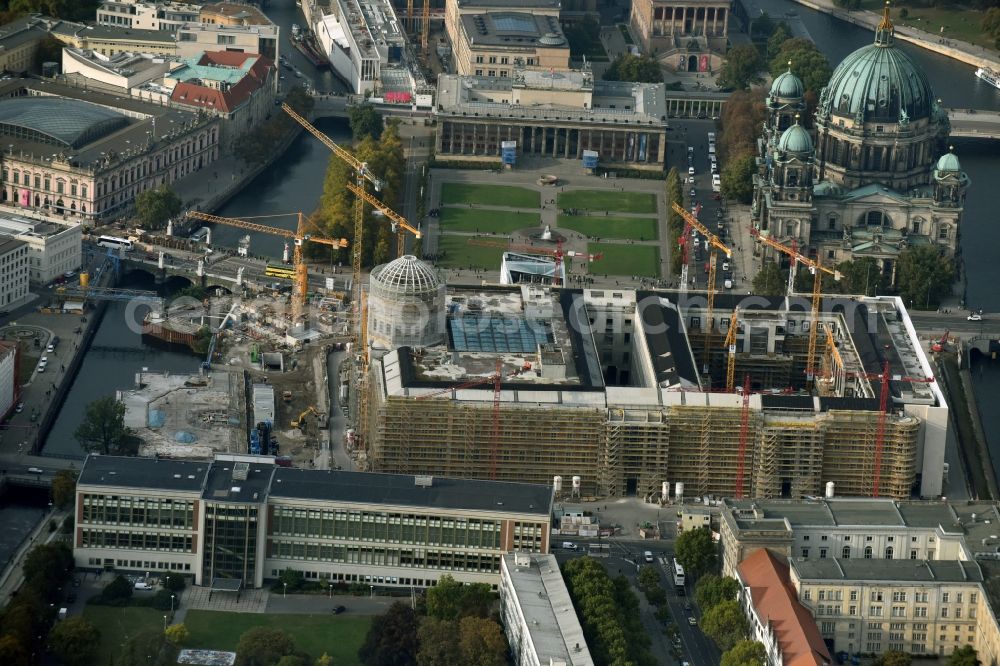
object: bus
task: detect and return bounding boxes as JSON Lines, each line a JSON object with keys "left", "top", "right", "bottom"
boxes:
{"left": 672, "top": 558, "right": 686, "bottom": 590}
{"left": 265, "top": 263, "right": 296, "bottom": 280}
{"left": 97, "top": 235, "right": 133, "bottom": 251}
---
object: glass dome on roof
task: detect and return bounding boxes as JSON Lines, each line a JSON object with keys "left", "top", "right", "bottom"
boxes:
{"left": 0, "top": 97, "right": 129, "bottom": 148}
{"left": 371, "top": 255, "right": 440, "bottom": 295}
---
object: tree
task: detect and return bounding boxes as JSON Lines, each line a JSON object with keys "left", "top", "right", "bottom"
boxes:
{"left": 948, "top": 645, "right": 981, "bottom": 666}
{"left": 873, "top": 650, "right": 912, "bottom": 666}
{"left": 721, "top": 640, "right": 767, "bottom": 666}
{"left": 359, "top": 602, "right": 420, "bottom": 666}
{"left": 417, "top": 617, "right": 462, "bottom": 666}
{"left": 769, "top": 39, "right": 832, "bottom": 98}
{"left": 701, "top": 599, "right": 749, "bottom": 652}
{"left": 165, "top": 623, "right": 189, "bottom": 646}
{"left": 425, "top": 574, "right": 492, "bottom": 620}
{"left": 22, "top": 542, "right": 73, "bottom": 601}
{"left": 564, "top": 15, "right": 603, "bottom": 59}
{"left": 835, "top": 257, "right": 886, "bottom": 296}
{"left": 51, "top": 469, "right": 77, "bottom": 510}
{"left": 457, "top": 616, "right": 507, "bottom": 666}
{"left": 603, "top": 54, "right": 663, "bottom": 83}
{"left": 721, "top": 153, "right": 756, "bottom": 204}
{"left": 666, "top": 167, "right": 685, "bottom": 275}
{"left": 74, "top": 396, "right": 132, "bottom": 455}
{"left": 314, "top": 654, "right": 334, "bottom": 666}
{"left": 718, "top": 90, "right": 766, "bottom": 165}
{"left": 279, "top": 568, "right": 306, "bottom": 592}
{"left": 236, "top": 627, "right": 301, "bottom": 666}
{"left": 98, "top": 574, "right": 134, "bottom": 605}
{"left": 638, "top": 565, "right": 660, "bottom": 591}
{"left": 695, "top": 575, "right": 740, "bottom": 612}
{"left": 349, "top": 104, "right": 384, "bottom": 141}
{"left": 676, "top": 528, "right": 716, "bottom": 578}
{"left": 895, "top": 245, "right": 956, "bottom": 310}
{"left": 135, "top": 185, "right": 182, "bottom": 230}
{"left": 162, "top": 573, "right": 186, "bottom": 592}
{"left": 767, "top": 23, "right": 792, "bottom": 59}
{"left": 753, "top": 260, "right": 786, "bottom": 296}
{"left": 49, "top": 616, "right": 100, "bottom": 666}
{"left": 0, "top": 634, "right": 28, "bottom": 665}
{"left": 117, "top": 628, "right": 179, "bottom": 666}
{"left": 717, "top": 44, "right": 764, "bottom": 91}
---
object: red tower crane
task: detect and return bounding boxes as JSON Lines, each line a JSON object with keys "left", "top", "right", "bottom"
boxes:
{"left": 735, "top": 375, "right": 752, "bottom": 499}
{"left": 415, "top": 358, "right": 532, "bottom": 479}
{"left": 846, "top": 361, "right": 935, "bottom": 497}
{"left": 466, "top": 238, "right": 602, "bottom": 286}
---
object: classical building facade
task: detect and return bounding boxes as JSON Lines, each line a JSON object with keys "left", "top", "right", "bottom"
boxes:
{"left": 752, "top": 10, "right": 969, "bottom": 284}
{"left": 435, "top": 69, "right": 668, "bottom": 168}
{"left": 0, "top": 238, "right": 28, "bottom": 308}
{"left": 630, "top": 0, "right": 729, "bottom": 71}
{"left": 0, "top": 79, "right": 218, "bottom": 222}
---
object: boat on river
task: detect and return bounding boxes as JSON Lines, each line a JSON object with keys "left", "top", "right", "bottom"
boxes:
{"left": 975, "top": 67, "right": 1000, "bottom": 90}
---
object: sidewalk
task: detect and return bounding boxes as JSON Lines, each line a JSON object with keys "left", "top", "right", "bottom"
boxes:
{"left": 0, "top": 508, "right": 68, "bottom": 606}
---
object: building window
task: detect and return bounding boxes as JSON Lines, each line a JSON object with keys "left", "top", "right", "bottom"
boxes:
{"left": 527, "top": 58, "right": 536, "bottom": 66}
{"left": 217, "top": 35, "right": 235, "bottom": 45}
{"left": 802, "top": 548, "right": 809, "bottom": 558}
{"left": 938, "top": 227, "right": 949, "bottom": 240}
{"left": 475, "top": 69, "right": 483, "bottom": 76}
{"left": 488, "top": 56, "right": 496, "bottom": 64}
{"left": 488, "top": 70, "right": 495, "bottom": 77}
{"left": 828, "top": 215, "right": 837, "bottom": 230}
{"left": 941, "top": 607, "right": 948, "bottom": 618}
{"left": 499, "top": 70, "right": 507, "bottom": 77}
{"left": 864, "top": 546, "right": 873, "bottom": 559}
{"left": 843, "top": 546, "right": 851, "bottom": 559}
{"left": 943, "top": 593, "right": 950, "bottom": 602}
{"left": 885, "top": 547, "right": 893, "bottom": 559}
{"left": 912, "top": 220, "right": 920, "bottom": 233}
{"left": 475, "top": 56, "right": 483, "bottom": 64}
{"left": 500, "top": 56, "right": 508, "bottom": 64}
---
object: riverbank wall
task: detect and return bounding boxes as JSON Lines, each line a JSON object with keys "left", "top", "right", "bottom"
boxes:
{"left": 789, "top": 0, "right": 1000, "bottom": 70}
{"left": 937, "top": 352, "right": 999, "bottom": 500}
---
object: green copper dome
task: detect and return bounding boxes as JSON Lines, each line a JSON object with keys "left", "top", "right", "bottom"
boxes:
{"left": 770, "top": 67, "right": 804, "bottom": 99}
{"left": 778, "top": 123, "right": 813, "bottom": 154}
{"left": 935, "top": 151, "right": 961, "bottom": 172}
{"left": 819, "top": 8, "right": 934, "bottom": 124}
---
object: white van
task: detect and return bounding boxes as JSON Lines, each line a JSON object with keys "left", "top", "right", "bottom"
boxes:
{"left": 562, "top": 542, "right": 578, "bottom": 550}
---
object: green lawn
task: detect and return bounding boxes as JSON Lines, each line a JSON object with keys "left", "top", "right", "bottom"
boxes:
{"left": 440, "top": 183, "right": 540, "bottom": 208}
{"left": 439, "top": 207, "right": 541, "bottom": 233}
{"left": 557, "top": 214, "right": 658, "bottom": 241}
{"left": 860, "top": 2, "right": 994, "bottom": 49}
{"left": 588, "top": 243, "right": 661, "bottom": 278}
{"left": 83, "top": 605, "right": 168, "bottom": 665}
{"left": 558, "top": 190, "right": 657, "bottom": 214}
{"left": 183, "top": 610, "right": 370, "bottom": 664}
{"left": 436, "top": 234, "right": 507, "bottom": 270}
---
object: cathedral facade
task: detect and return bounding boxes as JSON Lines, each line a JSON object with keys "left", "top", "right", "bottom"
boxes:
{"left": 751, "top": 8, "right": 970, "bottom": 285}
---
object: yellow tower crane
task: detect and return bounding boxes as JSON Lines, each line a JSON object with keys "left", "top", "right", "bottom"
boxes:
{"left": 750, "top": 227, "right": 842, "bottom": 386}
{"left": 282, "top": 102, "right": 382, "bottom": 339}
{"left": 186, "top": 211, "right": 348, "bottom": 323}
{"left": 671, "top": 202, "right": 731, "bottom": 378}
{"left": 344, "top": 181, "right": 422, "bottom": 257}
{"left": 724, "top": 308, "right": 740, "bottom": 392}
{"left": 421, "top": 0, "right": 430, "bottom": 53}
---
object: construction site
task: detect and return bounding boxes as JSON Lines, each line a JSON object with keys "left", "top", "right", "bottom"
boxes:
{"left": 361, "top": 255, "right": 947, "bottom": 501}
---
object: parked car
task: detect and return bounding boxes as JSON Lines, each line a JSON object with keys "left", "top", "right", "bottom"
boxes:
{"left": 688, "top": 616, "right": 698, "bottom": 626}
{"left": 968, "top": 312, "right": 983, "bottom": 321}
{"left": 333, "top": 605, "right": 347, "bottom": 614}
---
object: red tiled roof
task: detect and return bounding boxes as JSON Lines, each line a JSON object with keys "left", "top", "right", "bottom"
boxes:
{"left": 170, "top": 51, "right": 273, "bottom": 114}
{"left": 738, "top": 549, "right": 831, "bottom": 666}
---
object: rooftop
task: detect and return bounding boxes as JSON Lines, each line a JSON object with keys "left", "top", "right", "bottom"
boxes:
{"left": 202, "top": 457, "right": 274, "bottom": 504}
{"left": 738, "top": 549, "right": 831, "bottom": 666}
{"left": 201, "top": 1, "right": 272, "bottom": 25}
{"left": 270, "top": 468, "right": 553, "bottom": 515}
{"left": 0, "top": 212, "right": 78, "bottom": 239}
{"left": 63, "top": 48, "right": 171, "bottom": 81}
{"left": 78, "top": 24, "right": 177, "bottom": 43}
{"left": 791, "top": 558, "right": 983, "bottom": 583}
{"left": 78, "top": 454, "right": 210, "bottom": 493}
{"left": 0, "top": 97, "right": 129, "bottom": 149}
{"left": 0, "top": 78, "right": 211, "bottom": 170}
{"left": 0, "top": 236, "right": 26, "bottom": 255}
{"left": 455, "top": 0, "right": 561, "bottom": 8}
{"left": 502, "top": 553, "right": 594, "bottom": 666}
{"left": 459, "top": 12, "right": 566, "bottom": 49}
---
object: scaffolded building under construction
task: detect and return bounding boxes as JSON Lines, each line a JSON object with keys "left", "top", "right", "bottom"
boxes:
{"left": 365, "top": 283, "right": 946, "bottom": 500}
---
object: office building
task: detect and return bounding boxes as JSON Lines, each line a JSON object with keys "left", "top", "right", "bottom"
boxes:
{"left": 0, "top": 237, "right": 28, "bottom": 307}
{"left": 74, "top": 25, "right": 178, "bottom": 57}
{"left": 0, "top": 340, "right": 18, "bottom": 421}
{"left": 315, "top": 0, "right": 405, "bottom": 95}
{"left": 62, "top": 47, "right": 172, "bottom": 91}
{"left": 365, "top": 268, "right": 947, "bottom": 500}
{"left": 719, "top": 498, "right": 998, "bottom": 578}
{"left": 0, "top": 213, "right": 81, "bottom": 284}
{"left": 74, "top": 454, "right": 554, "bottom": 589}
{"left": 434, "top": 69, "right": 668, "bottom": 168}
{"left": 630, "top": 0, "right": 730, "bottom": 70}
{"left": 175, "top": 22, "right": 278, "bottom": 61}
{"left": 736, "top": 549, "right": 831, "bottom": 666}
{"left": 500, "top": 552, "right": 594, "bottom": 666}
{"left": 0, "top": 78, "right": 218, "bottom": 223}
{"left": 97, "top": 0, "right": 201, "bottom": 31}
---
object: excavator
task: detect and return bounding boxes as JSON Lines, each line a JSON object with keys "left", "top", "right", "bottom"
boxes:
{"left": 291, "top": 406, "right": 327, "bottom": 430}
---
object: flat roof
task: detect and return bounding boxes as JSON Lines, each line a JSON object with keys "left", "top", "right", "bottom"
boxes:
{"left": 724, "top": 498, "right": 969, "bottom": 531}
{"left": 78, "top": 454, "right": 210, "bottom": 493}
{"left": 792, "top": 558, "right": 983, "bottom": 584}
{"left": 202, "top": 459, "right": 274, "bottom": 503}
{"left": 456, "top": 0, "right": 561, "bottom": 8}
{"left": 502, "top": 553, "right": 594, "bottom": 666}
{"left": 0, "top": 236, "right": 26, "bottom": 255}
{"left": 271, "top": 468, "right": 553, "bottom": 516}
{"left": 460, "top": 12, "right": 566, "bottom": 49}
{"left": 79, "top": 24, "right": 177, "bottom": 43}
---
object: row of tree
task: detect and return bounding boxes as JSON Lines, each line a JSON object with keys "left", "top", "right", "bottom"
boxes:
{"left": 666, "top": 167, "right": 685, "bottom": 275}
{"left": 234, "top": 86, "right": 315, "bottom": 165}
{"left": 0, "top": 0, "right": 99, "bottom": 22}
{"left": 561, "top": 557, "right": 655, "bottom": 665}
{"left": 359, "top": 575, "right": 507, "bottom": 666}
{"left": 982, "top": 8, "right": 1000, "bottom": 50}
{"left": 752, "top": 244, "right": 956, "bottom": 310}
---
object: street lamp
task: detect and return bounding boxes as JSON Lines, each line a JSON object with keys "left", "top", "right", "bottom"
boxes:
{"left": 370, "top": 585, "right": 374, "bottom": 598}
{"left": 170, "top": 594, "right": 176, "bottom": 613}
{"left": 283, "top": 582, "right": 287, "bottom": 598}
{"left": 163, "top": 615, "right": 167, "bottom": 632}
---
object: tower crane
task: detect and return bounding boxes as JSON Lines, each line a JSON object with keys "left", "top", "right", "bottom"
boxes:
{"left": 671, "top": 203, "right": 732, "bottom": 378}
{"left": 421, "top": 0, "right": 431, "bottom": 53}
{"left": 466, "top": 238, "right": 602, "bottom": 286}
{"left": 844, "top": 361, "right": 934, "bottom": 497}
{"left": 186, "top": 211, "right": 348, "bottom": 323}
{"left": 724, "top": 308, "right": 740, "bottom": 392}
{"left": 415, "top": 358, "right": 533, "bottom": 479}
{"left": 750, "top": 227, "right": 841, "bottom": 386}
{"left": 735, "top": 374, "right": 752, "bottom": 499}
{"left": 282, "top": 102, "right": 382, "bottom": 336}
{"left": 344, "top": 182, "right": 422, "bottom": 256}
